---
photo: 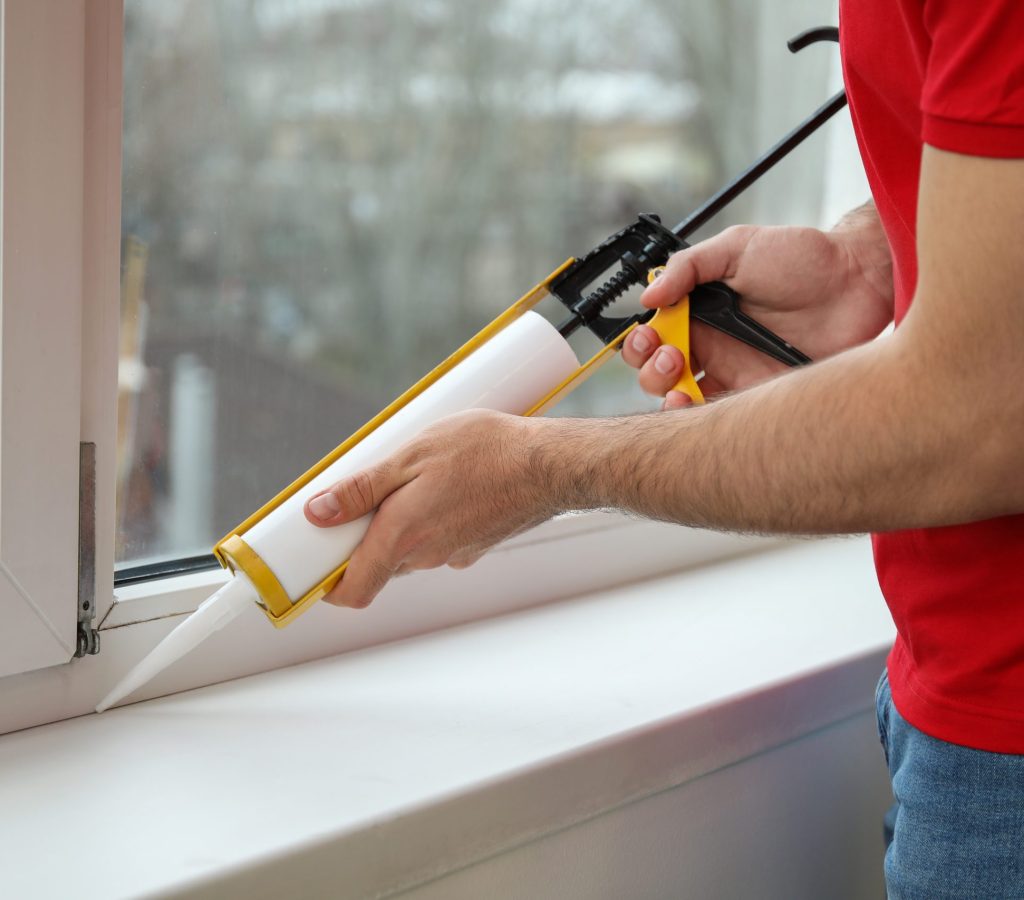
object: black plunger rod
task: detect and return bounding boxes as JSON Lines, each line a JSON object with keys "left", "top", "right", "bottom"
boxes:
{"left": 671, "top": 89, "right": 847, "bottom": 241}
{"left": 671, "top": 26, "right": 845, "bottom": 240}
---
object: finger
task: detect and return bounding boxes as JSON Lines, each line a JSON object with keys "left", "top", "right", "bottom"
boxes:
{"left": 641, "top": 225, "right": 753, "bottom": 309}
{"left": 321, "top": 523, "right": 400, "bottom": 609}
{"left": 662, "top": 390, "right": 694, "bottom": 411}
{"left": 621, "top": 325, "right": 662, "bottom": 369}
{"left": 304, "top": 460, "right": 407, "bottom": 527}
{"left": 638, "top": 345, "right": 687, "bottom": 397}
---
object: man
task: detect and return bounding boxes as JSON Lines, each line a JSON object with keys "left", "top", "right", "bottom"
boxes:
{"left": 305, "top": 2, "right": 1024, "bottom": 895}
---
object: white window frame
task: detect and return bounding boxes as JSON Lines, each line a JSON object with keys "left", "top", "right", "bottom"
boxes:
{"left": 0, "top": 0, "right": 98, "bottom": 677}
{"left": 0, "top": 0, "right": 815, "bottom": 737}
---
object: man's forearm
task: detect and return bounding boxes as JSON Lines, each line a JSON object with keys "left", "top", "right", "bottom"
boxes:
{"left": 530, "top": 329, "right": 1020, "bottom": 536}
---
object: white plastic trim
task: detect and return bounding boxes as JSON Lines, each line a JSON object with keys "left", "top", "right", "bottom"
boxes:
{"left": 0, "top": 0, "right": 87, "bottom": 676}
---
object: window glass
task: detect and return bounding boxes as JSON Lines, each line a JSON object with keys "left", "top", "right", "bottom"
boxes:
{"left": 118, "top": 0, "right": 843, "bottom": 566}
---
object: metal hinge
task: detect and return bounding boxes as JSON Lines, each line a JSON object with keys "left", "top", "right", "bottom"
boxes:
{"left": 75, "top": 441, "right": 100, "bottom": 657}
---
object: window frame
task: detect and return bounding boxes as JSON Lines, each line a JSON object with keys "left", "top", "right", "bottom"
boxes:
{"left": 0, "top": 0, "right": 121, "bottom": 678}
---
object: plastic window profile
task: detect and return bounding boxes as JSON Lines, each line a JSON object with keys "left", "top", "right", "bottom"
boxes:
{"left": 105, "top": 512, "right": 777, "bottom": 631}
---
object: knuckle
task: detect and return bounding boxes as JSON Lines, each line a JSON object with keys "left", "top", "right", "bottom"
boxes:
{"left": 449, "top": 552, "right": 482, "bottom": 571}
{"left": 394, "top": 530, "right": 424, "bottom": 561}
{"left": 421, "top": 551, "right": 450, "bottom": 569}
{"left": 343, "top": 470, "right": 377, "bottom": 511}
{"left": 368, "top": 558, "right": 395, "bottom": 590}
{"left": 399, "top": 436, "right": 431, "bottom": 465}
{"left": 663, "top": 250, "right": 698, "bottom": 290}
{"left": 721, "top": 224, "right": 755, "bottom": 245}
{"left": 665, "top": 247, "right": 688, "bottom": 269}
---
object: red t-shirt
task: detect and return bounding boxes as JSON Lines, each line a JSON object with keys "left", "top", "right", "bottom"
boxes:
{"left": 840, "top": 0, "right": 1024, "bottom": 753}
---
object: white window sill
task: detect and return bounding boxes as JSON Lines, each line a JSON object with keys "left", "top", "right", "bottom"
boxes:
{"left": 2, "top": 515, "right": 779, "bottom": 736}
{"left": 0, "top": 537, "right": 893, "bottom": 900}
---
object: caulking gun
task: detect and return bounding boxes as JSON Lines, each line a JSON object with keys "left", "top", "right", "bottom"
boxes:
{"left": 97, "top": 27, "right": 844, "bottom": 712}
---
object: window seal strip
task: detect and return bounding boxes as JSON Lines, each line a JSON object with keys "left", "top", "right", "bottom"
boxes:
{"left": 114, "top": 554, "right": 219, "bottom": 587}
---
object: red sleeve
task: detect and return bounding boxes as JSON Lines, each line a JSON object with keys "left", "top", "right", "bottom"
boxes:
{"left": 920, "top": 0, "right": 1024, "bottom": 157}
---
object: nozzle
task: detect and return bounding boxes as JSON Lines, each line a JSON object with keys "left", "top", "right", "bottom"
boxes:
{"left": 95, "top": 575, "right": 257, "bottom": 713}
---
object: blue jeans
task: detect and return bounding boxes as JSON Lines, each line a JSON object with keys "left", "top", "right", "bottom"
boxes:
{"left": 875, "top": 670, "right": 1024, "bottom": 899}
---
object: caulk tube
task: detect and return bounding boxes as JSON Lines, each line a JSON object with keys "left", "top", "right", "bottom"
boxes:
{"left": 97, "top": 312, "right": 578, "bottom": 711}
{"left": 239, "top": 310, "right": 579, "bottom": 607}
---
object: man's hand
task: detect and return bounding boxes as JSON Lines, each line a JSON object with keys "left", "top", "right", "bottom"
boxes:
{"left": 303, "top": 410, "right": 552, "bottom": 609}
{"left": 622, "top": 206, "right": 894, "bottom": 408}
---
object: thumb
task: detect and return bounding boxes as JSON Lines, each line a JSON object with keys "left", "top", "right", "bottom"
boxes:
{"left": 641, "top": 225, "right": 754, "bottom": 309}
{"left": 304, "top": 462, "right": 404, "bottom": 527}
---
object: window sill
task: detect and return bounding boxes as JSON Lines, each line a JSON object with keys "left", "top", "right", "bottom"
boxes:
{"left": 2, "top": 515, "right": 777, "bottom": 736}
{"left": 0, "top": 537, "right": 893, "bottom": 900}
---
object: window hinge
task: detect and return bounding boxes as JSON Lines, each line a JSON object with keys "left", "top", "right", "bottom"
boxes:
{"left": 75, "top": 441, "right": 100, "bottom": 657}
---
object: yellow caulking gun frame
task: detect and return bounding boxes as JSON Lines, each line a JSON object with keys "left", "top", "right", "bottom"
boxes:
{"left": 213, "top": 257, "right": 637, "bottom": 627}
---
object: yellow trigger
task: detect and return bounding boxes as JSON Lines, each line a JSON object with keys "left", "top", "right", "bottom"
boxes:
{"left": 645, "top": 267, "right": 705, "bottom": 405}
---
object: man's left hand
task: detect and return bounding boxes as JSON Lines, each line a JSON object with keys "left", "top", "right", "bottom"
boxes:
{"left": 303, "top": 409, "right": 554, "bottom": 609}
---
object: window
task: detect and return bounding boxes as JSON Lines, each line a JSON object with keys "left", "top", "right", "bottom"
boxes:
{"left": 115, "top": 0, "right": 860, "bottom": 571}
{"left": 1, "top": 0, "right": 863, "bottom": 727}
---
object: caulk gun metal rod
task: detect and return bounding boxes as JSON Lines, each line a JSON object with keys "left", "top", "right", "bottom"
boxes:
{"left": 671, "top": 89, "right": 848, "bottom": 241}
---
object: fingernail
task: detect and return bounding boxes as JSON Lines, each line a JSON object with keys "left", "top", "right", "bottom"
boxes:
{"left": 309, "top": 493, "right": 341, "bottom": 520}
{"left": 654, "top": 348, "right": 676, "bottom": 375}
{"left": 632, "top": 331, "right": 651, "bottom": 354}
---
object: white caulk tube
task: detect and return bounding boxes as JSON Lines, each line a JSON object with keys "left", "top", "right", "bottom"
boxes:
{"left": 97, "top": 312, "right": 579, "bottom": 712}
{"left": 243, "top": 311, "right": 579, "bottom": 602}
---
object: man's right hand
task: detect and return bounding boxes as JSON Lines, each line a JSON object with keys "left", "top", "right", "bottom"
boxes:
{"left": 621, "top": 203, "right": 895, "bottom": 408}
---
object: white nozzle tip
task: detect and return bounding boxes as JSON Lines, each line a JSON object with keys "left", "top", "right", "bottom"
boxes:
{"left": 95, "top": 685, "right": 130, "bottom": 714}
{"left": 94, "top": 576, "right": 256, "bottom": 713}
